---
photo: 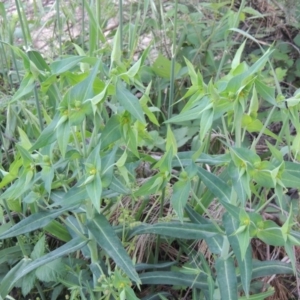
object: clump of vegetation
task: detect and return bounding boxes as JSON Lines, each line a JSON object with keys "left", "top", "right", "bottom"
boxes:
{"left": 0, "top": 0, "right": 299, "bottom": 299}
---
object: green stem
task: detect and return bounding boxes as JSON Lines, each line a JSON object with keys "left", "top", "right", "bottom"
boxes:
{"left": 167, "top": 0, "right": 178, "bottom": 119}
{"left": 15, "top": 0, "right": 31, "bottom": 48}
{"left": 119, "top": 0, "right": 123, "bottom": 59}
{"left": 56, "top": 0, "right": 62, "bottom": 56}
{"left": 33, "top": 84, "right": 44, "bottom": 131}
{"left": 154, "top": 186, "right": 166, "bottom": 266}
{"left": 215, "top": 0, "right": 246, "bottom": 81}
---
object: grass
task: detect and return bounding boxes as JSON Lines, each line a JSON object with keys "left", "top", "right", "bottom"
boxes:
{"left": 0, "top": 0, "right": 300, "bottom": 299}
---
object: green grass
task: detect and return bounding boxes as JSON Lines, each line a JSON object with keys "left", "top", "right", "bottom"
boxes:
{"left": 0, "top": 0, "right": 299, "bottom": 299}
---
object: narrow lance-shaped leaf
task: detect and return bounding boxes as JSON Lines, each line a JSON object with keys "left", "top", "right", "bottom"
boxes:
{"left": 0, "top": 205, "right": 78, "bottom": 239}
{"left": 139, "top": 271, "right": 208, "bottom": 290}
{"left": 171, "top": 178, "right": 191, "bottom": 223}
{"left": 0, "top": 237, "right": 87, "bottom": 298}
{"left": 86, "top": 174, "right": 102, "bottom": 214}
{"left": 216, "top": 257, "right": 238, "bottom": 300}
{"left": 115, "top": 81, "right": 146, "bottom": 124}
{"left": 197, "top": 167, "right": 240, "bottom": 219}
{"left": 129, "top": 222, "right": 220, "bottom": 240}
{"left": 223, "top": 213, "right": 252, "bottom": 297}
{"left": 87, "top": 212, "right": 141, "bottom": 284}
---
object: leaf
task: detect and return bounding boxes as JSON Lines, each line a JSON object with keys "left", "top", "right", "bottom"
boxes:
{"left": 255, "top": 79, "right": 276, "bottom": 105}
{"left": 87, "top": 212, "right": 140, "bottom": 284}
{"left": 0, "top": 205, "right": 78, "bottom": 239}
{"left": 0, "top": 237, "right": 87, "bottom": 298}
{"left": 256, "top": 220, "right": 285, "bottom": 246}
{"left": 50, "top": 56, "right": 87, "bottom": 74}
{"left": 35, "top": 258, "right": 66, "bottom": 282}
{"left": 86, "top": 174, "right": 102, "bottom": 214}
{"left": 223, "top": 213, "right": 252, "bottom": 297}
{"left": 129, "top": 222, "right": 220, "bottom": 240}
{"left": 100, "top": 115, "right": 122, "bottom": 150}
{"left": 56, "top": 120, "right": 70, "bottom": 158}
{"left": 200, "top": 108, "right": 214, "bottom": 141}
{"left": 231, "top": 40, "right": 246, "bottom": 70}
{"left": 171, "top": 178, "right": 191, "bottom": 223}
{"left": 216, "top": 257, "right": 238, "bottom": 300}
{"left": 10, "top": 73, "right": 35, "bottom": 103}
{"left": 185, "top": 205, "right": 224, "bottom": 254}
{"left": 115, "top": 81, "right": 146, "bottom": 124}
{"left": 31, "top": 235, "right": 45, "bottom": 260}
{"left": 30, "top": 114, "right": 60, "bottom": 151}
{"left": 166, "top": 98, "right": 212, "bottom": 123}
{"left": 139, "top": 271, "right": 208, "bottom": 290}
{"left": 238, "top": 288, "right": 274, "bottom": 300}
{"left": 111, "top": 26, "right": 121, "bottom": 65}
{"left": 0, "top": 258, "right": 31, "bottom": 298}
{"left": 184, "top": 57, "right": 201, "bottom": 87}
{"left": 251, "top": 260, "right": 295, "bottom": 278}
{"left": 166, "top": 125, "right": 177, "bottom": 155}
{"left": 44, "top": 220, "right": 71, "bottom": 242}
{"left": 197, "top": 167, "right": 240, "bottom": 219}
{"left": 152, "top": 54, "right": 181, "bottom": 78}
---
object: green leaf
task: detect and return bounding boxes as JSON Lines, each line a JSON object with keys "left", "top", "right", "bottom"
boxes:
{"left": 129, "top": 222, "right": 219, "bottom": 240}
{"left": 86, "top": 174, "right": 102, "bottom": 214}
{"left": 231, "top": 40, "right": 246, "bottom": 70}
{"left": 50, "top": 56, "right": 87, "bottom": 74}
{"left": 184, "top": 57, "right": 198, "bottom": 86}
{"left": 35, "top": 258, "right": 65, "bottom": 282}
{"left": 256, "top": 220, "right": 285, "bottom": 246}
{"left": 200, "top": 108, "right": 214, "bottom": 141}
{"left": 115, "top": 81, "right": 146, "bottom": 124}
{"left": 166, "top": 97, "right": 212, "bottom": 123}
{"left": 134, "top": 173, "right": 165, "bottom": 197}
{"left": 216, "top": 257, "right": 238, "bottom": 300}
{"left": 0, "top": 237, "right": 87, "bottom": 298}
{"left": 251, "top": 260, "right": 295, "bottom": 278}
{"left": 0, "top": 205, "right": 78, "bottom": 239}
{"left": 255, "top": 79, "right": 276, "bottom": 105}
{"left": 185, "top": 205, "right": 224, "bottom": 254}
{"left": 87, "top": 212, "right": 140, "bottom": 284}
{"left": 197, "top": 167, "right": 240, "bottom": 219}
{"left": 31, "top": 235, "right": 45, "bottom": 259}
{"left": 44, "top": 220, "right": 71, "bottom": 242}
{"left": 56, "top": 120, "right": 70, "bottom": 158}
{"left": 152, "top": 54, "right": 181, "bottom": 78}
{"left": 111, "top": 26, "right": 121, "bottom": 65}
{"left": 30, "top": 114, "right": 60, "bottom": 151}
{"left": 171, "top": 178, "right": 191, "bottom": 223}
{"left": 238, "top": 288, "right": 274, "bottom": 300}
{"left": 0, "top": 258, "right": 31, "bottom": 298}
{"left": 100, "top": 115, "right": 122, "bottom": 150}
{"left": 101, "top": 147, "right": 117, "bottom": 187}
{"left": 223, "top": 213, "right": 252, "bottom": 297}
{"left": 139, "top": 271, "right": 208, "bottom": 290}
{"left": 10, "top": 73, "right": 35, "bottom": 103}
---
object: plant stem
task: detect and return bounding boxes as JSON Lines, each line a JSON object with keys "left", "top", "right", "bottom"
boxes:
{"left": 33, "top": 84, "right": 44, "bottom": 131}
{"left": 167, "top": 0, "right": 178, "bottom": 119}
{"left": 119, "top": 0, "right": 123, "bottom": 59}
{"left": 56, "top": 0, "right": 62, "bottom": 56}
{"left": 154, "top": 186, "right": 166, "bottom": 266}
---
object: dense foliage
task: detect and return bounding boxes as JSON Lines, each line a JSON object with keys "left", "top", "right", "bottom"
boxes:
{"left": 0, "top": 0, "right": 300, "bottom": 299}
